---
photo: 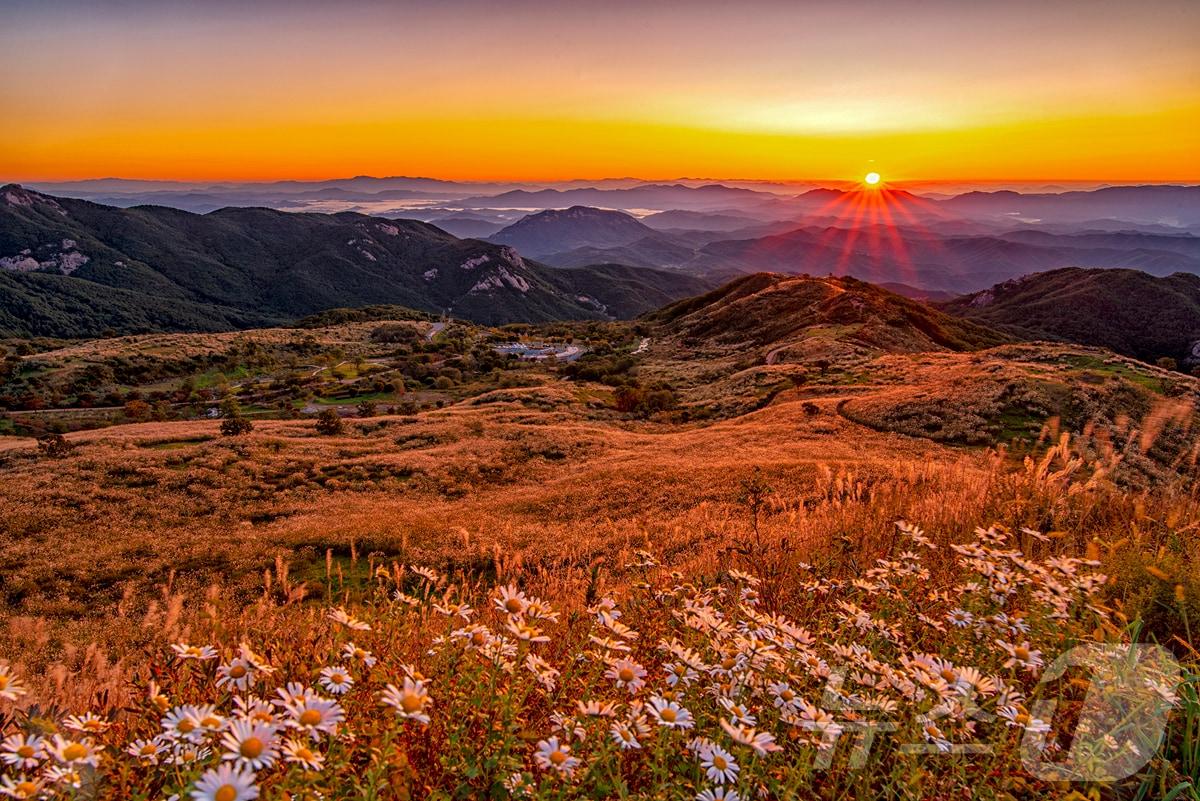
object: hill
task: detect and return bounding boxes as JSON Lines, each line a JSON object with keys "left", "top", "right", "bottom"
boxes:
{"left": 649, "top": 272, "right": 1008, "bottom": 359}
{"left": 942, "top": 267, "right": 1200, "bottom": 365}
{"left": 0, "top": 186, "right": 702, "bottom": 336}
{"left": 488, "top": 206, "right": 664, "bottom": 258}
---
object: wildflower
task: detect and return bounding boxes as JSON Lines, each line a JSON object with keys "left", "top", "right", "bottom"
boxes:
{"left": 609, "top": 721, "right": 642, "bottom": 750}
{"left": 648, "top": 696, "right": 694, "bottom": 729}
{"left": 718, "top": 697, "right": 757, "bottom": 727}
{"left": 505, "top": 616, "right": 550, "bottom": 643}
{"left": 996, "top": 640, "right": 1044, "bottom": 673}
{"left": 666, "top": 662, "right": 700, "bottom": 687}
{"left": 328, "top": 607, "right": 371, "bottom": 631}
{"left": 0, "top": 735, "right": 44, "bottom": 770}
{"left": 410, "top": 565, "right": 439, "bottom": 584}
{"left": 126, "top": 737, "right": 168, "bottom": 764}
{"left": 700, "top": 744, "right": 740, "bottom": 784}
{"left": 998, "top": 705, "right": 1051, "bottom": 734}
{"left": 947, "top": 609, "right": 974, "bottom": 628}
{"left": 147, "top": 681, "right": 171, "bottom": 713}
{"left": 576, "top": 700, "right": 617, "bottom": 718}
{"left": 534, "top": 737, "right": 579, "bottom": 777}
{"left": 342, "top": 642, "right": 377, "bottom": 667}
{"left": 318, "top": 666, "right": 354, "bottom": 695}
{"left": 433, "top": 601, "right": 474, "bottom": 621}
{"left": 166, "top": 743, "right": 212, "bottom": 766}
{"left": 524, "top": 653, "right": 559, "bottom": 691}
{"left": 219, "top": 719, "right": 280, "bottom": 771}
{"left": 231, "top": 696, "right": 276, "bottom": 725}
{"left": 282, "top": 739, "right": 325, "bottom": 771}
{"left": 604, "top": 658, "right": 647, "bottom": 694}
{"left": 768, "top": 682, "right": 801, "bottom": 711}
{"left": 43, "top": 765, "right": 83, "bottom": 789}
{"left": 588, "top": 634, "right": 632, "bottom": 653}
{"left": 0, "top": 666, "right": 27, "bottom": 702}
{"left": 697, "top": 788, "right": 742, "bottom": 801}
{"left": 381, "top": 678, "right": 431, "bottom": 724}
{"left": 170, "top": 643, "right": 219, "bottom": 661}
{"left": 394, "top": 590, "right": 422, "bottom": 606}
{"left": 0, "top": 775, "right": 44, "bottom": 799}
{"left": 191, "top": 763, "right": 259, "bottom": 801}
{"left": 494, "top": 585, "right": 529, "bottom": 616}
{"left": 47, "top": 735, "right": 103, "bottom": 768}
{"left": 280, "top": 693, "right": 344, "bottom": 739}
{"left": 720, "top": 719, "right": 781, "bottom": 755}
{"left": 216, "top": 658, "right": 259, "bottom": 692}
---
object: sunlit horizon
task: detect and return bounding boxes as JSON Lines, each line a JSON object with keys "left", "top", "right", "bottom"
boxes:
{"left": 2, "top": 0, "right": 1198, "bottom": 184}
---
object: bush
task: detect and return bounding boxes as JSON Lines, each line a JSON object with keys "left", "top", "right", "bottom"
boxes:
{"left": 315, "top": 408, "right": 345, "bottom": 436}
{"left": 356, "top": 400, "right": 378, "bottom": 418}
{"left": 36, "top": 433, "right": 75, "bottom": 458}
{"left": 220, "top": 415, "right": 254, "bottom": 436}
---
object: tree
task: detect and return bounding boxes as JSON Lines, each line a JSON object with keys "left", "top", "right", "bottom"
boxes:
{"left": 37, "top": 433, "right": 75, "bottom": 458}
{"left": 220, "top": 415, "right": 254, "bottom": 436}
{"left": 124, "top": 399, "right": 152, "bottom": 421}
{"left": 1156, "top": 356, "right": 1178, "bottom": 372}
{"left": 316, "top": 408, "right": 345, "bottom": 436}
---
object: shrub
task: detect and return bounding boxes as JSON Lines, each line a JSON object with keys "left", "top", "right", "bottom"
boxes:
{"left": 36, "top": 433, "right": 74, "bottom": 458}
{"left": 219, "top": 415, "right": 254, "bottom": 436}
{"left": 356, "top": 400, "right": 378, "bottom": 418}
{"left": 315, "top": 408, "right": 345, "bottom": 435}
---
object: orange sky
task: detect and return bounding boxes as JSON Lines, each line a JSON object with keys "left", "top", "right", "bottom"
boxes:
{"left": 2, "top": 0, "right": 1198, "bottom": 183}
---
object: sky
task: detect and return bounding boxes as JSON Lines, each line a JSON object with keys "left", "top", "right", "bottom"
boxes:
{"left": 1, "top": 0, "right": 1198, "bottom": 183}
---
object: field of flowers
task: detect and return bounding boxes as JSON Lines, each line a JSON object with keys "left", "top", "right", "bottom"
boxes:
{"left": 2, "top": 390, "right": 1199, "bottom": 799}
{"left": 2, "top": 495, "right": 1198, "bottom": 799}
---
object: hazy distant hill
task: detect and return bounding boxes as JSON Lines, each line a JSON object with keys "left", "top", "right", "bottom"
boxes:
{"left": 942, "top": 267, "right": 1200, "bottom": 365}
{"left": 489, "top": 206, "right": 662, "bottom": 258}
{"left": 0, "top": 186, "right": 703, "bottom": 337}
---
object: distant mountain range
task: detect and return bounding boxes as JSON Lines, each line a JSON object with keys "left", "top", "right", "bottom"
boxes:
{"left": 943, "top": 267, "right": 1200, "bottom": 365}
{"left": 0, "top": 186, "right": 709, "bottom": 337}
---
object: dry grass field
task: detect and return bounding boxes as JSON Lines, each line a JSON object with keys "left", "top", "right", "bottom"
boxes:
{"left": 1, "top": 319, "right": 1199, "bottom": 799}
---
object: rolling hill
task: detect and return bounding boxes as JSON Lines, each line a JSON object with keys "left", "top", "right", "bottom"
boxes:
{"left": 488, "top": 206, "right": 662, "bottom": 258}
{"left": 649, "top": 272, "right": 1009, "bottom": 361}
{"left": 0, "top": 186, "right": 704, "bottom": 337}
{"left": 942, "top": 267, "right": 1200, "bottom": 365}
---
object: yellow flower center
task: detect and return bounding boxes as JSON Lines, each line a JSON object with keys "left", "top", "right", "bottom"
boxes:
{"left": 299, "top": 709, "right": 323, "bottom": 727}
{"left": 618, "top": 668, "right": 635, "bottom": 682}
{"left": 295, "top": 746, "right": 315, "bottom": 761}
{"left": 330, "top": 673, "right": 345, "bottom": 684}
{"left": 549, "top": 749, "right": 567, "bottom": 765}
{"left": 471, "top": 632, "right": 486, "bottom": 646}
{"left": 354, "top": 648, "right": 366, "bottom": 659}
{"left": 229, "top": 665, "right": 248, "bottom": 679}
{"left": 0, "top": 676, "right": 8, "bottom": 690}
{"left": 712, "top": 755, "right": 727, "bottom": 770}
{"left": 215, "top": 785, "right": 238, "bottom": 801}
{"left": 505, "top": 598, "right": 523, "bottom": 613}
{"left": 1014, "top": 646, "right": 1031, "bottom": 661}
{"left": 660, "top": 708, "right": 677, "bottom": 723}
{"left": 177, "top": 719, "right": 196, "bottom": 734}
{"left": 401, "top": 694, "right": 423, "bottom": 713}
{"left": 15, "top": 782, "right": 38, "bottom": 799}
{"left": 201, "top": 715, "right": 222, "bottom": 728}
{"left": 16, "top": 745, "right": 34, "bottom": 758}
{"left": 940, "top": 669, "right": 958, "bottom": 683}
{"left": 240, "top": 737, "right": 264, "bottom": 759}
{"left": 61, "top": 743, "right": 87, "bottom": 761}
{"left": 721, "top": 657, "right": 736, "bottom": 670}
{"left": 780, "top": 690, "right": 794, "bottom": 701}
{"left": 139, "top": 743, "right": 158, "bottom": 756}
{"left": 1015, "top": 712, "right": 1031, "bottom": 725}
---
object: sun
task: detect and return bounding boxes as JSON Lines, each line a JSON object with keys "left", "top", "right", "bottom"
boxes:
{"left": 863, "top": 171, "right": 881, "bottom": 186}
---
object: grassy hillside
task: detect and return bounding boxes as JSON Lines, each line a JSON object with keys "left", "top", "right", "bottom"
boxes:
{"left": 942, "top": 267, "right": 1200, "bottom": 366}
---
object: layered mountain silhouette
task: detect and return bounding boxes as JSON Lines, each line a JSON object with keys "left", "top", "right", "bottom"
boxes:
{"left": 0, "top": 186, "right": 707, "bottom": 337}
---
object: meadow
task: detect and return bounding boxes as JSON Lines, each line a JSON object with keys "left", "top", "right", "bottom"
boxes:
{"left": 1, "top": 323, "right": 1198, "bottom": 800}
